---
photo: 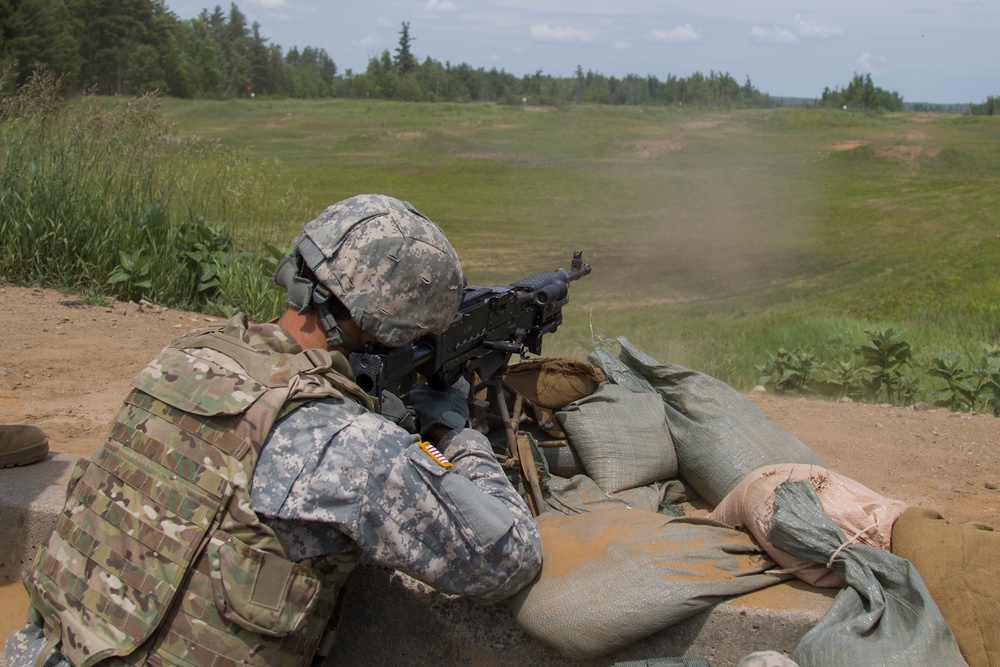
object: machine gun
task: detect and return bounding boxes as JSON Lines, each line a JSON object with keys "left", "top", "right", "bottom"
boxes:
{"left": 348, "top": 251, "right": 591, "bottom": 515}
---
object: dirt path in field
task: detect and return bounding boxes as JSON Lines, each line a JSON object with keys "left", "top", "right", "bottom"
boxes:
{"left": 1, "top": 283, "right": 998, "bottom": 642}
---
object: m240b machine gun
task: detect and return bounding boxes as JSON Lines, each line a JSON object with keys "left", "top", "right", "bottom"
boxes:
{"left": 348, "top": 251, "right": 592, "bottom": 515}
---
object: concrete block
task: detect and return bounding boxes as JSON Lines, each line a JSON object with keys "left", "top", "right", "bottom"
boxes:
{"left": 0, "top": 453, "right": 79, "bottom": 581}
{"left": 325, "top": 565, "right": 834, "bottom": 667}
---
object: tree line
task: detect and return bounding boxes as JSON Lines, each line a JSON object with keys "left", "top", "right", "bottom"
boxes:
{"left": 1, "top": 0, "right": 922, "bottom": 111}
{"left": 0, "top": 0, "right": 338, "bottom": 98}
{"left": 969, "top": 96, "right": 998, "bottom": 116}
{"left": 0, "top": 2, "right": 773, "bottom": 106}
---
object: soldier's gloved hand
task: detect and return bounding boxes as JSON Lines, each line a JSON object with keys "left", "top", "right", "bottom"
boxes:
{"left": 379, "top": 390, "right": 418, "bottom": 433}
{"left": 409, "top": 378, "right": 471, "bottom": 437}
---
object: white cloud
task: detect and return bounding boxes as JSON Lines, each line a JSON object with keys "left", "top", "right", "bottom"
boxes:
{"left": 960, "top": 2, "right": 994, "bottom": 20}
{"left": 649, "top": 23, "right": 700, "bottom": 44}
{"left": 352, "top": 32, "right": 382, "bottom": 49}
{"left": 613, "top": 40, "right": 631, "bottom": 50}
{"left": 793, "top": 14, "right": 842, "bottom": 39}
{"left": 256, "top": 0, "right": 288, "bottom": 7}
{"left": 855, "top": 52, "right": 887, "bottom": 74}
{"left": 751, "top": 25, "right": 799, "bottom": 44}
{"left": 751, "top": 15, "right": 841, "bottom": 45}
{"left": 423, "top": 0, "right": 458, "bottom": 11}
{"left": 529, "top": 24, "right": 595, "bottom": 43}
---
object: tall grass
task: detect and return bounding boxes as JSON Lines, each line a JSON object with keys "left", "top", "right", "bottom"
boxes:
{"left": 0, "top": 70, "right": 295, "bottom": 321}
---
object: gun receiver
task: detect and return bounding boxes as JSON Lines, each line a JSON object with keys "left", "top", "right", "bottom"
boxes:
{"left": 349, "top": 250, "right": 591, "bottom": 401}
{"left": 348, "top": 251, "right": 591, "bottom": 515}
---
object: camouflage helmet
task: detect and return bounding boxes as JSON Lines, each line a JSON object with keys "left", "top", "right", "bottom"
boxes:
{"left": 274, "top": 194, "right": 464, "bottom": 348}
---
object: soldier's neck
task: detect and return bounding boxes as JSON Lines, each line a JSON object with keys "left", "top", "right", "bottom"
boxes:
{"left": 275, "top": 308, "right": 332, "bottom": 352}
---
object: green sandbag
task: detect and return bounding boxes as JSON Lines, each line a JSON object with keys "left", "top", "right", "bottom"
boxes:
{"left": 603, "top": 337, "right": 823, "bottom": 506}
{"left": 509, "top": 508, "right": 787, "bottom": 659}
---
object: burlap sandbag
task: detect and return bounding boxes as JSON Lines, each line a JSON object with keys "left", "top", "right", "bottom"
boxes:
{"left": 543, "top": 474, "right": 687, "bottom": 516}
{"left": 504, "top": 357, "right": 606, "bottom": 410}
{"left": 508, "top": 508, "right": 787, "bottom": 659}
{"left": 556, "top": 383, "right": 678, "bottom": 493}
{"left": 708, "top": 464, "right": 908, "bottom": 588}
{"left": 891, "top": 507, "right": 1000, "bottom": 667}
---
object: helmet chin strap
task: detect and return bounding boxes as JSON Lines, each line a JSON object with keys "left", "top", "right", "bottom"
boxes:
{"left": 322, "top": 319, "right": 368, "bottom": 353}
{"left": 312, "top": 283, "right": 368, "bottom": 353}
{"left": 274, "top": 251, "right": 370, "bottom": 352}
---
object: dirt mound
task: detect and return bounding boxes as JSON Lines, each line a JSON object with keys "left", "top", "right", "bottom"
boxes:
{"left": 1, "top": 285, "right": 997, "bottom": 529}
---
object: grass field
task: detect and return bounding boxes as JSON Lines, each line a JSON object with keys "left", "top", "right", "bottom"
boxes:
{"left": 156, "top": 99, "right": 1000, "bottom": 391}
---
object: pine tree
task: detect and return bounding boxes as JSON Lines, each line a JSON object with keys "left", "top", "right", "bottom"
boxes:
{"left": 395, "top": 22, "right": 416, "bottom": 74}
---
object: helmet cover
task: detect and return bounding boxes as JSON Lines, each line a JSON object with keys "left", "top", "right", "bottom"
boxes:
{"left": 288, "top": 194, "right": 464, "bottom": 347}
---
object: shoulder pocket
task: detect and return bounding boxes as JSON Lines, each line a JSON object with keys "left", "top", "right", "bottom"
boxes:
{"left": 406, "top": 445, "right": 515, "bottom": 554}
{"left": 132, "top": 347, "right": 267, "bottom": 416}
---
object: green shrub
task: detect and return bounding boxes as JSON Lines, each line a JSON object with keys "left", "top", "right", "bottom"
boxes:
{"left": 758, "top": 329, "right": 916, "bottom": 404}
{"left": 758, "top": 331, "right": 1000, "bottom": 413}
{"left": 929, "top": 350, "right": 977, "bottom": 412}
{"left": 854, "top": 328, "right": 914, "bottom": 404}
{"left": 756, "top": 348, "right": 820, "bottom": 395}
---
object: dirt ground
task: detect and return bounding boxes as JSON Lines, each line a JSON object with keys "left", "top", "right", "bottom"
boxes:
{"left": 1, "top": 283, "right": 999, "bottom": 643}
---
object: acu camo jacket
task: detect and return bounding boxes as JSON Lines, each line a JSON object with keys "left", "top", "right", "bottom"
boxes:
{"left": 251, "top": 398, "right": 542, "bottom": 600}
{"left": 5, "top": 321, "right": 541, "bottom": 667}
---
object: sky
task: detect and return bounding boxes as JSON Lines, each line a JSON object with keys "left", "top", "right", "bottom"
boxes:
{"left": 164, "top": 1, "right": 999, "bottom": 104}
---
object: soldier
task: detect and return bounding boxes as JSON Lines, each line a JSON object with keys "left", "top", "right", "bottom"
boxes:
{"left": 6, "top": 194, "right": 542, "bottom": 666}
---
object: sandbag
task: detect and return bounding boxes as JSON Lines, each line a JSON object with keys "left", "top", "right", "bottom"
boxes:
{"left": 543, "top": 474, "right": 686, "bottom": 515}
{"left": 504, "top": 357, "right": 606, "bottom": 409}
{"left": 539, "top": 440, "right": 585, "bottom": 478}
{"left": 765, "top": 480, "right": 968, "bottom": 667}
{"left": 891, "top": 507, "right": 1000, "bottom": 667}
{"left": 611, "top": 337, "right": 823, "bottom": 506}
{"left": 556, "top": 383, "right": 678, "bottom": 493}
{"left": 509, "top": 508, "right": 787, "bottom": 659}
{"left": 588, "top": 346, "right": 656, "bottom": 394}
{"left": 708, "top": 463, "right": 907, "bottom": 588}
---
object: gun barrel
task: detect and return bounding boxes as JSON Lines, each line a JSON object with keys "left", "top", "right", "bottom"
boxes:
{"left": 567, "top": 250, "right": 592, "bottom": 282}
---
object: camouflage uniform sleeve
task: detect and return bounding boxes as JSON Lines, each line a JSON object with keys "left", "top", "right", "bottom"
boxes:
{"left": 5, "top": 622, "right": 71, "bottom": 667}
{"left": 251, "top": 400, "right": 541, "bottom": 603}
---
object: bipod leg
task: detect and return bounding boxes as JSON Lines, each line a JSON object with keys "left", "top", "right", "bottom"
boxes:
{"left": 488, "top": 377, "right": 544, "bottom": 517}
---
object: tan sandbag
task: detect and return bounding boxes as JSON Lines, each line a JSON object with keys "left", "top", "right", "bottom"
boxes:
{"left": 504, "top": 357, "right": 606, "bottom": 409}
{"left": 708, "top": 463, "right": 907, "bottom": 588}
{"left": 891, "top": 507, "right": 1000, "bottom": 667}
